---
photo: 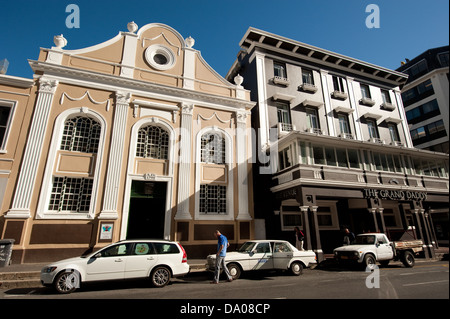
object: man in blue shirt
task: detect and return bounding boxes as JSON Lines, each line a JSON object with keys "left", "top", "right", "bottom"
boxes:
{"left": 212, "top": 230, "right": 233, "bottom": 284}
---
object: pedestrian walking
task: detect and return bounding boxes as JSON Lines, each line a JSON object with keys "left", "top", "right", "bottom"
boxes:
{"left": 343, "top": 228, "right": 355, "bottom": 245}
{"left": 211, "top": 230, "right": 233, "bottom": 284}
{"left": 294, "top": 226, "right": 305, "bottom": 251}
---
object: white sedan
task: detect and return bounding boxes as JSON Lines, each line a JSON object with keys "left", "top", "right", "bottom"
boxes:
{"left": 207, "top": 240, "right": 316, "bottom": 279}
{"left": 41, "top": 239, "right": 189, "bottom": 293}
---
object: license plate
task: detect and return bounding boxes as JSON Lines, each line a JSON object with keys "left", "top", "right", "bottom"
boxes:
{"left": 340, "top": 256, "right": 348, "bottom": 259}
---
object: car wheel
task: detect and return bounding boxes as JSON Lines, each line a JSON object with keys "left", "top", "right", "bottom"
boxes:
{"left": 151, "top": 266, "right": 171, "bottom": 288}
{"left": 54, "top": 270, "right": 79, "bottom": 294}
{"left": 401, "top": 251, "right": 415, "bottom": 268}
{"left": 290, "top": 261, "right": 303, "bottom": 276}
{"left": 363, "top": 254, "right": 376, "bottom": 270}
{"left": 227, "top": 263, "right": 241, "bottom": 280}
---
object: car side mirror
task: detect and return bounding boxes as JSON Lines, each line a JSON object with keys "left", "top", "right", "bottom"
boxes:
{"left": 93, "top": 253, "right": 102, "bottom": 258}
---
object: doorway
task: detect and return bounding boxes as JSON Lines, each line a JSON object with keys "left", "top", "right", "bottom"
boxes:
{"left": 126, "top": 181, "right": 167, "bottom": 239}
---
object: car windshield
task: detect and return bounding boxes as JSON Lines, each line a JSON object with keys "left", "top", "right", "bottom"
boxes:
{"left": 354, "top": 235, "right": 376, "bottom": 245}
{"left": 238, "top": 242, "right": 257, "bottom": 253}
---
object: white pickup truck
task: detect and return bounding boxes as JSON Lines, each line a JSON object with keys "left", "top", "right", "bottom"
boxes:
{"left": 333, "top": 233, "right": 423, "bottom": 269}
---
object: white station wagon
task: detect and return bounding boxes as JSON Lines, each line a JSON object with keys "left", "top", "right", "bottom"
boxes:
{"left": 207, "top": 240, "right": 316, "bottom": 279}
{"left": 41, "top": 239, "right": 189, "bottom": 293}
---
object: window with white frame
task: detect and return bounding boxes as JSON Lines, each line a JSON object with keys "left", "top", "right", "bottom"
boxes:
{"left": 136, "top": 125, "right": 169, "bottom": 159}
{"left": 274, "top": 62, "right": 287, "bottom": 79}
{"left": 381, "top": 89, "right": 392, "bottom": 104}
{"left": 302, "top": 69, "right": 314, "bottom": 85}
{"left": 332, "top": 76, "right": 345, "bottom": 93}
{"left": 278, "top": 145, "right": 294, "bottom": 171}
{"left": 306, "top": 108, "right": 320, "bottom": 131}
{"left": 0, "top": 100, "right": 15, "bottom": 150}
{"left": 201, "top": 132, "right": 225, "bottom": 164}
{"left": 338, "top": 114, "right": 351, "bottom": 135}
{"left": 60, "top": 116, "right": 101, "bottom": 153}
{"left": 367, "top": 120, "right": 379, "bottom": 139}
{"left": 360, "top": 84, "right": 371, "bottom": 99}
{"left": 48, "top": 115, "right": 101, "bottom": 215}
{"left": 388, "top": 123, "right": 400, "bottom": 143}
{"left": 199, "top": 184, "right": 227, "bottom": 215}
{"left": 276, "top": 102, "right": 292, "bottom": 132}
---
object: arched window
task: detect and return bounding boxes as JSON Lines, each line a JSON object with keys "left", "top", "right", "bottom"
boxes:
{"left": 136, "top": 125, "right": 169, "bottom": 160}
{"left": 201, "top": 132, "right": 225, "bottom": 164}
{"left": 60, "top": 116, "right": 101, "bottom": 153}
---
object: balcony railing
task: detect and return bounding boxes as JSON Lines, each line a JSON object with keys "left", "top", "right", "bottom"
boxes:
{"left": 278, "top": 122, "right": 295, "bottom": 135}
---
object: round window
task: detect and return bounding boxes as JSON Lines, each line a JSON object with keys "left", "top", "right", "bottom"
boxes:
{"left": 144, "top": 45, "right": 176, "bottom": 71}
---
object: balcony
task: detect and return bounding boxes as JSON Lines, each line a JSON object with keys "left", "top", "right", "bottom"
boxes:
{"left": 331, "top": 90, "right": 348, "bottom": 100}
{"left": 369, "top": 137, "right": 385, "bottom": 144}
{"left": 339, "top": 133, "right": 354, "bottom": 139}
{"left": 360, "top": 97, "right": 376, "bottom": 106}
{"left": 381, "top": 102, "right": 396, "bottom": 111}
{"left": 390, "top": 141, "right": 404, "bottom": 147}
{"left": 299, "top": 83, "right": 318, "bottom": 93}
{"left": 273, "top": 76, "right": 290, "bottom": 86}
{"left": 278, "top": 122, "right": 295, "bottom": 136}
{"left": 305, "top": 127, "right": 322, "bottom": 135}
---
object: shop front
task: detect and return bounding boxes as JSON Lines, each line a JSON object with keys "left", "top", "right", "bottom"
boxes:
{"left": 268, "top": 132, "right": 449, "bottom": 262}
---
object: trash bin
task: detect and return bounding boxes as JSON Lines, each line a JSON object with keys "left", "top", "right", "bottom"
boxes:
{"left": 0, "top": 239, "right": 15, "bottom": 267}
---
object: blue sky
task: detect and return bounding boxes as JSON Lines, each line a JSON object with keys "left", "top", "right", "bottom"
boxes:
{"left": 1, "top": 0, "right": 448, "bottom": 79}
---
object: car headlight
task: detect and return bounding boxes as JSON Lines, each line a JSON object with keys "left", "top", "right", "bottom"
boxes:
{"left": 42, "top": 266, "right": 57, "bottom": 273}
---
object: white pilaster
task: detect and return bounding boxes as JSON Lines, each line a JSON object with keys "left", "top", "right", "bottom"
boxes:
{"left": 319, "top": 69, "right": 336, "bottom": 136}
{"left": 393, "top": 89, "right": 413, "bottom": 148}
{"left": 99, "top": 91, "right": 131, "bottom": 219}
{"left": 346, "top": 77, "right": 363, "bottom": 140}
{"left": 175, "top": 103, "right": 194, "bottom": 220}
{"left": 236, "top": 110, "right": 252, "bottom": 221}
{"left": 6, "top": 78, "right": 58, "bottom": 218}
{"left": 255, "top": 52, "right": 270, "bottom": 150}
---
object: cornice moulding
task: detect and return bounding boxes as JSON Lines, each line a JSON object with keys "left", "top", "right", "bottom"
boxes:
{"left": 29, "top": 60, "right": 255, "bottom": 111}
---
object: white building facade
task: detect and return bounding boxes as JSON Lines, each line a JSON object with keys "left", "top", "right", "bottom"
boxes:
{"left": 227, "top": 28, "right": 449, "bottom": 260}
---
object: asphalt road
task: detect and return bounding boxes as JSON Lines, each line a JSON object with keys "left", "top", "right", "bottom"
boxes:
{"left": 1, "top": 261, "right": 448, "bottom": 301}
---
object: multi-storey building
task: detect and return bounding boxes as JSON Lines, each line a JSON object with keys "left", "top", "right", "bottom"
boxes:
{"left": 0, "top": 22, "right": 255, "bottom": 263}
{"left": 397, "top": 46, "right": 449, "bottom": 154}
{"left": 227, "top": 28, "right": 449, "bottom": 261}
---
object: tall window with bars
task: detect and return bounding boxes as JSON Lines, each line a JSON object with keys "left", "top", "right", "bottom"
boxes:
{"left": 199, "top": 184, "right": 227, "bottom": 214}
{"left": 136, "top": 125, "right": 169, "bottom": 159}
{"left": 49, "top": 116, "right": 101, "bottom": 213}
{"left": 201, "top": 132, "right": 225, "bottom": 164}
